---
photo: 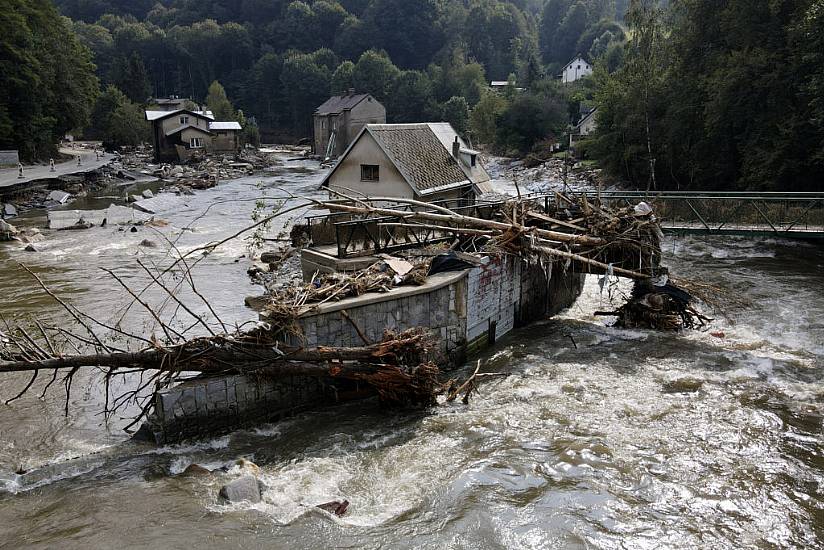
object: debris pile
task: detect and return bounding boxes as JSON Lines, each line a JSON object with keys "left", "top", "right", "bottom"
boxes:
{"left": 119, "top": 148, "right": 280, "bottom": 190}
{"left": 0, "top": 193, "right": 708, "bottom": 433}
{"left": 485, "top": 155, "right": 605, "bottom": 196}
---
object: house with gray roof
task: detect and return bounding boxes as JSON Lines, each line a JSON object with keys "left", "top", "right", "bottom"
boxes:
{"left": 313, "top": 90, "right": 386, "bottom": 160}
{"left": 320, "top": 123, "right": 492, "bottom": 204}
{"left": 145, "top": 109, "right": 242, "bottom": 161}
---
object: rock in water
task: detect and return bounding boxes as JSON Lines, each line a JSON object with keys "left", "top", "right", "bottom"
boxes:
{"left": 219, "top": 475, "right": 262, "bottom": 503}
{"left": 18, "top": 228, "right": 44, "bottom": 244}
{"left": 139, "top": 239, "right": 157, "bottom": 248}
{"left": 234, "top": 458, "right": 261, "bottom": 476}
{"left": 316, "top": 499, "right": 349, "bottom": 517}
{"left": 24, "top": 244, "right": 38, "bottom": 252}
{"left": 180, "top": 464, "right": 212, "bottom": 477}
{"left": 141, "top": 189, "right": 154, "bottom": 199}
{"left": 0, "top": 219, "right": 18, "bottom": 240}
{"left": 663, "top": 377, "right": 704, "bottom": 393}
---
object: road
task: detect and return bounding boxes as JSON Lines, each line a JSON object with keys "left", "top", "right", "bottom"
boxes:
{"left": 0, "top": 147, "right": 116, "bottom": 188}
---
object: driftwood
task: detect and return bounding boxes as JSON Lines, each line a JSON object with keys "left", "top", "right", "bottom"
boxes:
{"left": 0, "top": 191, "right": 684, "bottom": 431}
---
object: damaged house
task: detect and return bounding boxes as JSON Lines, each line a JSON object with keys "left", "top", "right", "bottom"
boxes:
{"left": 145, "top": 109, "right": 242, "bottom": 162}
{"left": 320, "top": 123, "right": 492, "bottom": 204}
{"left": 313, "top": 91, "right": 386, "bottom": 160}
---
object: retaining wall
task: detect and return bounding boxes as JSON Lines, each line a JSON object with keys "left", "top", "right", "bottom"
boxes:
{"left": 143, "top": 257, "right": 584, "bottom": 444}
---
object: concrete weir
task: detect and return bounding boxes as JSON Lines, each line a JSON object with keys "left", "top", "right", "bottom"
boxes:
{"left": 143, "top": 257, "right": 584, "bottom": 444}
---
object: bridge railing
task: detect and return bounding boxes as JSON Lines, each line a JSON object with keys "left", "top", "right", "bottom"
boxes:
{"left": 585, "top": 191, "right": 824, "bottom": 237}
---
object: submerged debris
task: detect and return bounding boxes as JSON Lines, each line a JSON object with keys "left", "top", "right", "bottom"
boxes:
{"left": 596, "top": 277, "right": 712, "bottom": 330}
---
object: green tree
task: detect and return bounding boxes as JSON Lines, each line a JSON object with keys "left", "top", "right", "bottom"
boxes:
{"left": 388, "top": 70, "right": 436, "bottom": 122}
{"left": 92, "top": 85, "right": 150, "bottom": 147}
{"left": 206, "top": 80, "right": 235, "bottom": 120}
{"left": 331, "top": 60, "right": 356, "bottom": 94}
{"left": 280, "top": 54, "right": 331, "bottom": 134}
{"left": 110, "top": 52, "right": 151, "bottom": 103}
{"left": 361, "top": 0, "right": 444, "bottom": 69}
{"left": 441, "top": 96, "right": 470, "bottom": 135}
{"left": 470, "top": 91, "right": 508, "bottom": 145}
{"left": 236, "top": 110, "right": 260, "bottom": 147}
{"left": 352, "top": 49, "right": 400, "bottom": 101}
{"left": 496, "top": 93, "right": 566, "bottom": 153}
{"left": 0, "top": 0, "right": 99, "bottom": 160}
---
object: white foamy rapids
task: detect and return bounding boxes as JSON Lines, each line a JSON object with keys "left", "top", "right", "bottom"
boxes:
{"left": 209, "top": 430, "right": 463, "bottom": 527}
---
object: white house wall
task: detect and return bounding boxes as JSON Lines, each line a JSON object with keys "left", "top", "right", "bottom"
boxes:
{"left": 466, "top": 256, "right": 521, "bottom": 342}
{"left": 327, "top": 132, "right": 414, "bottom": 199}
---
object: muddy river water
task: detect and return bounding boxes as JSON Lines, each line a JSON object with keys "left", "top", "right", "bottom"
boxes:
{"left": 0, "top": 155, "right": 822, "bottom": 549}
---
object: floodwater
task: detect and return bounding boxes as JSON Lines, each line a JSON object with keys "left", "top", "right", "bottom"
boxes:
{"left": 0, "top": 156, "right": 822, "bottom": 549}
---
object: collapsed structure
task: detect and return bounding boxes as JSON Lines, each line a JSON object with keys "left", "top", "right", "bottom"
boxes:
{"left": 145, "top": 109, "right": 242, "bottom": 162}
{"left": 0, "top": 192, "right": 705, "bottom": 443}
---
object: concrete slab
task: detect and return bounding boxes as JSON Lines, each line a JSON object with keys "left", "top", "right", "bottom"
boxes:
{"left": 48, "top": 204, "right": 151, "bottom": 229}
{"left": 48, "top": 190, "right": 71, "bottom": 204}
{"left": 132, "top": 194, "right": 185, "bottom": 214}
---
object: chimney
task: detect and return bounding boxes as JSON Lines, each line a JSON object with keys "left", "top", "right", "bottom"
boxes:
{"left": 452, "top": 136, "right": 461, "bottom": 160}
{"left": 348, "top": 88, "right": 355, "bottom": 96}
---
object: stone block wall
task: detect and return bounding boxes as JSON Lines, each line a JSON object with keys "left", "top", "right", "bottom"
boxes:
{"left": 144, "top": 373, "right": 364, "bottom": 444}
{"left": 288, "top": 280, "right": 468, "bottom": 365}
{"left": 143, "top": 257, "right": 584, "bottom": 444}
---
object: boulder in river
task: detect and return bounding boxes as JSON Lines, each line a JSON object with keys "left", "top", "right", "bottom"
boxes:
{"left": 663, "top": 377, "right": 704, "bottom": 393}
{"left": 139, "top": 239, "right": 157, "bottom": 248}
{"left": 141, "top": 189, "right": 154, "bottom": 199}
{"left": 24, "top": 244, "right": 38, "bottom": 252}
{"left": 0, "top": 219, "right": 18, "bottom": 240}
{"left": 180, "top": 464, "right": 212, "bottom": 477}
{"left": 3, "top": 203, "right": 18, "bottom": 217}
{"left": 316, "top": 500, "right": 349, "bottom": 517}
{"left": 219, "top": 475, "right": 264, "bottom": 504}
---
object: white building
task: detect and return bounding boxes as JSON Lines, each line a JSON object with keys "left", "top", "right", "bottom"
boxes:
{"left": 320, "top": 123, "right": 492, "bottom": 204}
{"left": 561, "top": 56, "right": 592, "bottom": 84}
{"left": 576, "top": 107, "right": 598, "bottom": 136}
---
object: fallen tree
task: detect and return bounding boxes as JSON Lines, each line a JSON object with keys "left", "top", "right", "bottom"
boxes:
{"left": 0, "top": 191, "right": 702, "bottom": 431}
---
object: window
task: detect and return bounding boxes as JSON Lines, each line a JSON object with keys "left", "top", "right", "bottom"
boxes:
{"left": 190, "top": 137, "right": 204, "bottom": 148}
{"left": 470, "top": 155, "right": 477, "bottom": 167}
{"left": 361, "top": 164, "right": 379, "bottom": 182}
{"left": 577, "top": 65, "right": 581, "bottom": 70}
{"left": 180, "top": 115, "right": 189, "bottom": 124}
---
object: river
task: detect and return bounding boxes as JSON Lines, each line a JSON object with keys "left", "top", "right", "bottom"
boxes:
{"left": 0, "top": 155, "right": 822, "bottom": 549}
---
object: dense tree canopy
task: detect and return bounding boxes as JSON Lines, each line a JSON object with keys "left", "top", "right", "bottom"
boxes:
{"left": 3, "top": 0, "right": 815, "bottom": 193}
{"left": 0, "top": 0, "right": 99, "bottom": 159}
{"left": 595, "top": 0, "right": 824, "bottom": 191}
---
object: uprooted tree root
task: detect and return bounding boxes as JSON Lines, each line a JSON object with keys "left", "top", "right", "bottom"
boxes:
{"left": 596, "top": 279, "right": 713, "bottom": 330}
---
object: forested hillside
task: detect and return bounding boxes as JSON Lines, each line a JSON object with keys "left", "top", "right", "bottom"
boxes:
{"left": 2, "top": 0, "right": 821, "bottom": 191}
{"left": 0, "top": 0, "right": 98, "bottom": 159}
{"left": 52, "top": 0, "right": 622, "bottom": 145}
{"left": 595, "top": 0, "right": 824, "bottom": 191}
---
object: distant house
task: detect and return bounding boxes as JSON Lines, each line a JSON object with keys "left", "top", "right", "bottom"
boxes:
{"left": 576, "top": 107, "right": 598, "bottom": 136}
{"left": 149, "top": 96, "right": 200, "bottom": 112}
{"left": 320, "top": 122, "right": 493, "bottom": 204}
{"left": 570, "top": 107, "right": 598, "bottom": 150}
{"left": 313, "top": 91, "right": 386, "bottom": 160}
{"left": 490, "top": 80, "right": 525, "bottom": 93}
{"left": 145, "top": 109, "right": 242, "bottom": 161}
{"left": 561, "top": 56, "right": 593, "bottom": 84}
